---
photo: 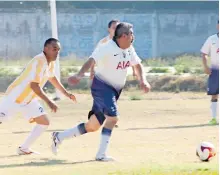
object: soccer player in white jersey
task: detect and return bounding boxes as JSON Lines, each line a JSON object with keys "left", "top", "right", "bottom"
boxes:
{"left": 0, "top": 38, "right": 76, "bottom": 155}
{"left": 90, "top": 19, "right": 136, "bottom": 79}
{"left": 201, "top": 20, "right": 219, "bottom": 125}
{"left": 51, "top": 23, "right": 151, "bottom": 161}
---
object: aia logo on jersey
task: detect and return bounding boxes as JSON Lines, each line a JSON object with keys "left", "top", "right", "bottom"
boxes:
{"left": 116, "top": 61, "right": 130, "bottom": 69}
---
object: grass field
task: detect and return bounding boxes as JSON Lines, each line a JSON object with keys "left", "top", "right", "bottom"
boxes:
{"left": 0, "top": 92, "right": 218, "bottom": 175}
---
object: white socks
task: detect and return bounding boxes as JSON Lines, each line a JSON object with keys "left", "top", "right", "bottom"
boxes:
{"left": 20, "top": 124, "right": 48, "bottom": 149}
{"left": 96, "top": 127, "right": 112, "bottom": 157}
{"left": 58, "top": 123, "right": 87, "bottom": 142}
{"left": 211, "top": 101, "right": 218, "bottom": 119}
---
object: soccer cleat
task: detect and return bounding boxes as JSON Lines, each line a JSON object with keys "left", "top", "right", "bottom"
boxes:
{"left": 51, "top": 132, "right": 61, "bottom": 155}
{"left": 17, "top": 147, "right": 40, "bottom": 155}
{"left": 208, "top": 118, "right": 218, "bottom": 125}
{"left": 95, "top": 154, "right": 115, "bottom": 162}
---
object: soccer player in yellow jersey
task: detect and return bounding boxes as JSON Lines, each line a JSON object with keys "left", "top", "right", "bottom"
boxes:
{"left": 0, "top": 38, "right": 76, "bottom": 155}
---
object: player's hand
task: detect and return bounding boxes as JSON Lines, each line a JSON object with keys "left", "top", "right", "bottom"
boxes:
{"left": 47, "top": 100, "right": 58, "bottom": 113}
{"left": 68, "top": 74, "right": 82, "bottom": 86}
{"left": 140, "top": 81, "right": 151, "bottom": 93}
{"left": 204, "top": 66, "right": 211, "bottom": 75}
{"left": 67, "top": 93, "right": 77, "bottom": 103}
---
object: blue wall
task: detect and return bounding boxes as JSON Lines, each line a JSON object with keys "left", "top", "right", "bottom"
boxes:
{"left": 0, "top": 1, "right": 218, "bottom": 60}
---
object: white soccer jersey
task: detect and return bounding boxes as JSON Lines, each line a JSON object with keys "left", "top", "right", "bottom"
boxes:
{"left": 90, "top": 40, "right": 141, "bottom": 90}
{"left": 201, "top": 34, "right": 219, "bottom": 69}
{"left": 5, "top": 52, "right": 55, "bottom": 105}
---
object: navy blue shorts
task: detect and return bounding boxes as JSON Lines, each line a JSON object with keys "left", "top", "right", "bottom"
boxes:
{"left": 88, "top": 76, "right": 122, "bottom": 124}
{"left": 207, "top": 69, "right": 219, "bottom": 95}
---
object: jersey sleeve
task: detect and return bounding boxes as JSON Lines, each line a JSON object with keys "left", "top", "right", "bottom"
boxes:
{"left": 201, "top": 37, "right": 211, "bottom": 55}
{"left": 90, "top": 44, "right": 106, "bottom": 62}
{"left": 130, "top": 46, "right": 142, "bottom": 66}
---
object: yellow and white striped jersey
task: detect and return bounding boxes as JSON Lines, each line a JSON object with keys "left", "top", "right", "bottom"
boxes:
{"left": 96, "top": 35, "right": 110, "bottom": 48}
{"left": 5, "top": 52, "right": 55, "bottom": 105}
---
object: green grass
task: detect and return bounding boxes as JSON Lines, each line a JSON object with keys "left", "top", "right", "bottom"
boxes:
{"left": 0, "top": 162, "right": 217, "bottom": 175}
{"left": 60, "top": 54, "right": 87, "bottom": 66}
{"left": 174, "top": 65, "right": 191, "bottom": 74}
{"left": 174, "top": 54, "right": 203, "bottom": 68}
{"left": 149, "top": 67, "right": 170, "bottom": 73}
{"left": 108, "top": 163, "right": 218, "bottom": 175}
{"left": 0, "top": 67, "right": 22, "bottom": 77}
{"left": 0, "top": 58, "right": 31, "bottom": 67}
{"left": 142, "top": 54, "right": 203, "bottom": 69}
{"left": 129, "top": 94, "right": 143, "bottom": 100}
{"left": 1, "top": 54, "right": 202, "bottom": 68}
{"left": 0, "top": 55, "right": 87, "bottom": 67}
{"left": 142, "top": 57, "right": 174, "bottom": 67}
{"left": 60, "top": 66, "right": 79, "bottom": 77}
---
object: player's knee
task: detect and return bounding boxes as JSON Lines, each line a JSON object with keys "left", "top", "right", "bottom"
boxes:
{"left": 85, "top": 122, "right": 100, "bottom": 132}
{"left": 34, "top": 115, "right": 50, "bottom": 126}
{"left": 211, "top": 95, "right": 218, "bottom": 101}
{"left": 43, "top": 119, "right": 50, "bottom": 126}
{"left": 106, "top": 117, "right": 119, "bottom": 125}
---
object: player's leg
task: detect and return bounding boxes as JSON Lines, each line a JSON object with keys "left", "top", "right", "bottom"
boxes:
{"left": 0, "top": 98, "right": 17, "bottom": 123}
{"left": 51, "top": 112, "right": 103, "bottom": 155}
{"left": 132, "top": 66, "right": 136, "bottom": 77}
{"left": 51, "top": 77, "right": 107, "bottom": 155}
{"left": 209, "top": 95, "right": 218, "bottom": 125}
{"left": 207, "top": 69, "right": 219, "bottom": 125}
{"left": 95, "top": 89, "right": 121, "bottom": 161}
{"left": 18, "top": 101, "right": 48, "bottom": 155}
{"left": 55, "top": 112, "right": 101, "bottom": 142}
{"left": 96, "top": 115, "right": 118, "bottom": 161}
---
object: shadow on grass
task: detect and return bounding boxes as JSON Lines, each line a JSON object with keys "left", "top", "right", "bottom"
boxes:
{"left": 125, "top": 123, "right": 217, "bottom": 131}
{"left": 0, "top": 158, "right": 95, "bottom": 168}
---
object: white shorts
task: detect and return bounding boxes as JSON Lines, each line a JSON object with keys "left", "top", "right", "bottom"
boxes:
{"left": 0, "top": 97, "right": 46, "bottom": 123}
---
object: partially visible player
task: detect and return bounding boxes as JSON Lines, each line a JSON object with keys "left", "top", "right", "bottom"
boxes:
{"left": 0, "top": 38, "right": 76, "bottom": 155}
{"left": 96, "top": 19, "right": 120, "bottom": 48}
{"left": 51, "top": 22, "right": 151, "bottom": 161}
{"left": 201, "top": 20, "right": 219, "bottom": 125}
{"left": 90, "top": 19, "right": 136, "bottom": 79}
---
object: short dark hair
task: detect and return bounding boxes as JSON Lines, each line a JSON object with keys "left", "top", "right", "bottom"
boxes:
{"left": 108, "top": 19, "right": 120, "bottom": 28}
{"left": 113, "top": 22, "right": 133, "bottom": 40}
{"left": 44, "top": 38, "right": 59, "bottom": 47}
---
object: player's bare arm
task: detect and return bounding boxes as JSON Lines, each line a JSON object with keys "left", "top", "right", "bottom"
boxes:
{"left": 30, "top": 82, "right": 58, "bottom": 112}
{"left": 49, "top": 76, "right": 76, "bottom": 102}
{"left": 90, "top": 61, "right": 95, "bottom": 79}
{"left": 202, "top": 53, "right": 211, "bottom": 75}
{"left": 133, "top": 63, "right": 151, "bottom": 93}
{"left": 68, "top": 58, "right": 95, "bottom": 85}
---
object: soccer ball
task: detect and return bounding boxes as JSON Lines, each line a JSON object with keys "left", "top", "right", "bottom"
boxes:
{"left": 196, "top": 142, "right": 216, "bottom": 161}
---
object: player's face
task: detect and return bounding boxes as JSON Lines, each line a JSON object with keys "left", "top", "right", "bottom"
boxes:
{"left": 45, "top": 42, "right": 61, "bottom": 61}
{"left": 108, "top": 22, "right": 119, "bottom": 37}
{"left": 123, "top": 29, "right": 134, "bottom": 48}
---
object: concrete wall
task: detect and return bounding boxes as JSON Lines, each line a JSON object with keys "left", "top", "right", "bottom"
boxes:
{"left": 0, "top": 1, "right": 218, "bottom": 60}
